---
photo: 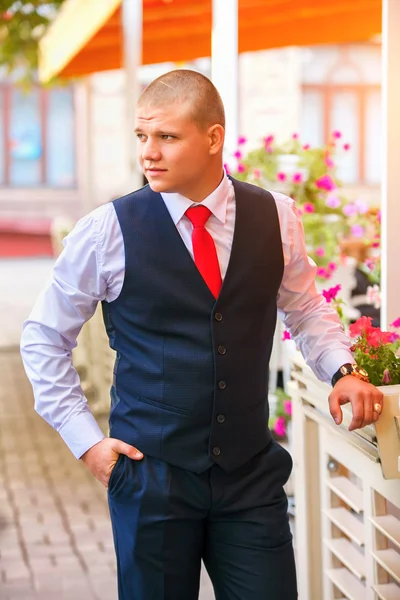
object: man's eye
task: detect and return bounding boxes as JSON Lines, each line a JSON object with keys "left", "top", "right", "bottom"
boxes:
{"left": 136, "top": 134, "right": 146, "bottom": 141}
{"left": 162, "top": 135, "right": 174, "bottom": 140}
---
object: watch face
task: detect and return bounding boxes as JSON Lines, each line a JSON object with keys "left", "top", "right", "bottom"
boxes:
{"left": 358, "top": 367, "right": 369, "bottom": 378}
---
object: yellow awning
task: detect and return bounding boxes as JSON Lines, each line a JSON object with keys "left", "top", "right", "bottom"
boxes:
{"left": 39, "top": 0, "right": 382, "bottom": 83}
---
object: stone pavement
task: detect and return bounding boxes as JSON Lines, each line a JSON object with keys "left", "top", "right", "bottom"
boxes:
{"left": 0, "top": 350, "right": 216, "bottom": 600}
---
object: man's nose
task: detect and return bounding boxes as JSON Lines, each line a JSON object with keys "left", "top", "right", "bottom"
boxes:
{"left": 141, "top": 138, "right": 161, "bottom": 162}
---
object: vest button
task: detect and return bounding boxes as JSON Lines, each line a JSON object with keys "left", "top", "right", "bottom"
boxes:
{"left": 214, "top": 313, "right": 223, "bottom": 322}
{"left": 212, "top": 447, "right": 221, "bottom": 456}
{"left": 217, "top": 345, "right": 226, "bottom": 355}
{"left": 218, "top": 380, "right": 227, "bottom": 390}
{"left": 217, "top": 414, "right": 226, "bottom": 423}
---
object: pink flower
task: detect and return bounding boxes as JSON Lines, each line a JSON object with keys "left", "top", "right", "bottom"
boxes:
{"left": 292, "top": 133, "right": 299, "bottom": 139}
{"left": 237, "top": 163, "right": 246, "bottom": 173}
{"left": 354, "top": 199, "right": 369, "bottom": 214}
{"left": 284, "top": 400, "right": 292, "bottom": 416}
{"left": 343, "top": 203, "right": 358, "bottom": 217}
{"left": 223, "top": 163, "right": 231, "bottom": 175}
{"left": 343, "top": 143, "right": 351, "bottom": 151}
{"left": 237, "top": 136, "right": 247, "bottom": 146}
{"left": 274, "top": 416, "right": 287, "bottom": 437}
{"left": 303, "top": 203, "right": 315, "bottom": 213}
{"left": 316, "top": 267, "right": 330, "bottom": 279}
{"left": 377, "top": 210, "right": 381, "bottom": 224}
{"left": 315, "top": 174, "right": 337, "bottom": 191}
{"left": 325, "top": 193, "right": 341, "bottom": 209}
{"left": 389, "top": 332, "right": 400, "bottom": 343}
{"left": 234, "top": 150, "right": 242, "bottom": 159}
{"left": 264, "top": 135, "right": 274, "bottom": 148}
{"left": 303, "top": 144, "right": 310, "bottom": 150}
{"left": 328, "top": 262, "right": 337, "bottom": 271}
{"left": 390, "top": 317, "right": 400, "bottom": 328}
{"left": 292, "top": 172, "right": 303, "bottom": 184}
{"left": 315, "top": 247, "right": 325, "bottom": 257}
{"left": 282, "top": 330, "right": 291, "bottom": 341}
{"left": 325, "top": 156, "right": 335, "bottom": 168}
{"left": 351, "top": 224, "right": 364, "bottom": 238}
{"left": 277, "top": 172, "right": 287, "bottom": 182}
{"left": 322, "top": 284, "right": 341, "bottom": 303}
{"left": 333, "top": 130, "right": 342, "bottom": 139}
{"left": 253, "top": 168, "right": 261, "bottom": 179}
{"left": 366, "top": 284, "right": 381, "bottom": 309}
{"left": 382, "top": 369, "right": 392, "bottom": 384}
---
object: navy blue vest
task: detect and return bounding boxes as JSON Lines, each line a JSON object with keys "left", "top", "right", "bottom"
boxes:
{"left": 102, "top": 178, "right": 284, "bottom": 473}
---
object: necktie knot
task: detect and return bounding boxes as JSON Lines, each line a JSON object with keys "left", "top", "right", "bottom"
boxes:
{"left": 185, "top": 205, "right": 212, "bottom": 228}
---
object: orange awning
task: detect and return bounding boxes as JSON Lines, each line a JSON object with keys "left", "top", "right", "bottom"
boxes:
{"left": 39, "top": 0, "right": 382, "bottom": 83}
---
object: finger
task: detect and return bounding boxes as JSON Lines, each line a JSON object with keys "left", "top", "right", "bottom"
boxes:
{"left": 361, "top": 392, "right": 373, "bottom": 428}
{"left": 349, "top": 394, "right": 364, "bottom": 431}
{"left": 328, "top": 392, "right": 343, "bottom": 425}
{"left": 113, "top": 440, "right": 143, "bottom": 460}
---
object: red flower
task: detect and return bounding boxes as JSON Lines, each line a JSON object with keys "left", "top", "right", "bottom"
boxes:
{"left": 349, "top": 316, "right": 374, "bottom": 338}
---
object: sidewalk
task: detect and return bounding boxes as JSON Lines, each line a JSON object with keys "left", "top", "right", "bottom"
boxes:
{"left": 0, "top": 350, "right": 216, "bottom": 600}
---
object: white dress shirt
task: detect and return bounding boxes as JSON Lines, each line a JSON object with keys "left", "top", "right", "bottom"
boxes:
{"left": 20, "top": 173, "right": 354, "bottom": 459}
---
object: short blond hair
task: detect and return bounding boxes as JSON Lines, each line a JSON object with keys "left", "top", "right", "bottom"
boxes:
{"left": 138, "top": 69, "right": 225, "bottom": 130}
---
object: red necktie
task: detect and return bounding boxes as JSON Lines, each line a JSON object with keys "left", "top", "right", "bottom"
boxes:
{"left": 185, "top": 205, "right": 222, "bottom": 298}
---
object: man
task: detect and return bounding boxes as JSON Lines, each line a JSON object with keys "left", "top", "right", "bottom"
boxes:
{"left": 21, "top": 70, "right": 383, "bottom": 600}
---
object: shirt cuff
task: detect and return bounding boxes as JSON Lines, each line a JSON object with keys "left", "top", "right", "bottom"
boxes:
{"left": 58, "top": 411, "right": 106, "bottom": 459}
{"left": 319, "top": 350, "right": 355, "bottom": 385}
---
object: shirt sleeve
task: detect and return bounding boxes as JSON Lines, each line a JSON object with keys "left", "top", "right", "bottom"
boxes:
{"left": 20, "top": 203, "right": 120, "bottom": 458}
{"left": 273, "top": 192, "right": 354, "bottom": 384}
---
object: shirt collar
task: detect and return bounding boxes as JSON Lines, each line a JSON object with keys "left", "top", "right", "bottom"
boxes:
{"left": 161, "top": 171, "right": 232, "bottom": 226}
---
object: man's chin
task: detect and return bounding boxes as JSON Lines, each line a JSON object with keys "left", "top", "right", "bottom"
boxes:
{"left": 148, "top": 180, "right": 171, "bottom": 193}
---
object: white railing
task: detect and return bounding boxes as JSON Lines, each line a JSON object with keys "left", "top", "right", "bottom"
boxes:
{"left": 289, "top": 354, "right": 400, "bottom": 600}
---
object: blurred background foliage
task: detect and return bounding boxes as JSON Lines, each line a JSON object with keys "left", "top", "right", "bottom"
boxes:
{"left": 0, "top": 0, "right": 65, "bottom": 82}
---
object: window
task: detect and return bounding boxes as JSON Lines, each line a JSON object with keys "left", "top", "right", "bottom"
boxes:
{"left": 0, "top": 85, "right": 76, "bottom": 187}
{"left": 300, "top": 45, "right": 381, "bottom": 186}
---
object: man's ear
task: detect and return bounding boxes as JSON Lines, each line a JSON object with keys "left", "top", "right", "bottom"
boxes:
{"left": 208, "top": 124, "right": 225, "bottom": 155}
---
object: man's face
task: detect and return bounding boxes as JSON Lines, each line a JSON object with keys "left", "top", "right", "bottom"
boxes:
{"left": 135, "top": 101, "right": 216, "bottom": 200}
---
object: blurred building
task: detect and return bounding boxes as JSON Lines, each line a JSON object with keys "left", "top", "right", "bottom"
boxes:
{"left": 0, "top": 69, "right": 87, "bottom": 256}
{"left": 0, "top": 41, "right": 381, "bottom": 256}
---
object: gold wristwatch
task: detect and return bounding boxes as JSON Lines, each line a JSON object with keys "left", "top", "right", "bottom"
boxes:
{"left": 331, "top": 363, "right": 370, "bottom": 387}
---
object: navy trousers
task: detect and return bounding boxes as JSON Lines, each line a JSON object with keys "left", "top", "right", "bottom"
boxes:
{"left": 108, "top": 440, "right": 297, "bottom": 599}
